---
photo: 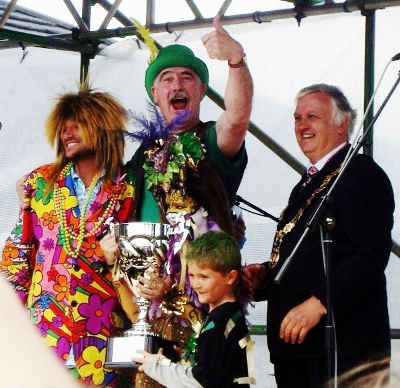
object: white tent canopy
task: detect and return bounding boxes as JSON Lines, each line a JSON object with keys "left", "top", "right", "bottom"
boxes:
{"left": 1, "top": 2, "right": 400, "bottom": 386}
{"left": 1, "top": 5, "right": 398, "bottom": 245}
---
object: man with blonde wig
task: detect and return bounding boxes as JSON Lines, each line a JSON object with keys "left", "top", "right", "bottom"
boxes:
{"left": 1, "top": 86, "right": 135, "bottom": 387}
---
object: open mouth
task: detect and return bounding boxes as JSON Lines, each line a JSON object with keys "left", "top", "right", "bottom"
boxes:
{"left": 171, "top": 97, "right": 188, "bottom": 110}
{"left": 65, "top": 141, "right": 79, "bottom": 148}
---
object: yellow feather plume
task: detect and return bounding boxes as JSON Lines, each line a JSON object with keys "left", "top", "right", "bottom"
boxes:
{"left": 131, "top": 18, "right": 159, "bottom": 63}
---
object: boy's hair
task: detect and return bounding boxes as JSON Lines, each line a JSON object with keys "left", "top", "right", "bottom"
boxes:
{"left": 185, "top": 231, "right": 242, "bottom": 274}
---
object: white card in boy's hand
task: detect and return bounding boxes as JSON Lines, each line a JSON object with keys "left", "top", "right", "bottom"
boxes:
{"left": 105, "top": 335, "right": 152, "bottom": 368}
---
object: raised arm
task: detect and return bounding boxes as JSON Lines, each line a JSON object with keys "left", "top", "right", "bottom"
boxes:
{"left": 202, "top": 15, "right": 253, "bottom": 159}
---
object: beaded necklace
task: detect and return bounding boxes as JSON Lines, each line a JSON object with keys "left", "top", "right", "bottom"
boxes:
{"left": 54, "top": 162, "right": 122, "bottom": 258}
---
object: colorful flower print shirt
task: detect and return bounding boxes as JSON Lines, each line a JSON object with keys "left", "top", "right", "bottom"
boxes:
{"left": 1, "top": 164, "right": 135, "bottom": 387}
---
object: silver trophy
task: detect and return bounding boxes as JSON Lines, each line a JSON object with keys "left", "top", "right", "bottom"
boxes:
{"left": 104, "top": 222, "right": 170, "bottom": 368}
{"left": 105, "top": 220, "right": 189, "bottom": 368}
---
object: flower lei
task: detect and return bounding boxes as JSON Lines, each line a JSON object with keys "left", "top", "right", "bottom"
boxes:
{"left": 143, "top": 131, "right": 204, "bottom": 191}
{"left": 125, "top": 102, "right": 205, "bottom": 196}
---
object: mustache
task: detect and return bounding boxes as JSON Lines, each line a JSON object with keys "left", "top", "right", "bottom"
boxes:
{"left": 169, "top": 91, "right": 188, "bottom": 101}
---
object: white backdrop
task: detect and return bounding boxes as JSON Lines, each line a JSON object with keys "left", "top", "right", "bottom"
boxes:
{"left": 2, "top": 10, "right": 400, "bottom": 230}
{"left": 1, "top": 9, "right": 400, "bottom": 387}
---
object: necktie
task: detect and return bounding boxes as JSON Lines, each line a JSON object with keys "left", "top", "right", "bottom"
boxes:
{"left": 308, "top": 165, "right": 318, "bottom": 176}
{"left": 304, "top": 165, "right": 318, "bottom": 186}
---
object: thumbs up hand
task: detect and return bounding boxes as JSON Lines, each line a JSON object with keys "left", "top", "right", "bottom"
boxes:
{"left": 202, "top": 14, "right": 244, "bottom": 64}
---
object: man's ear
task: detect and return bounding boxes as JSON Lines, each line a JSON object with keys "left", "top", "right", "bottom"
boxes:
{"left": 200, "top": 83, "right": 206, "bottom": 100}
{"left": 337, "top": 116, "right": 349, "bottom": 135}
{"left": 151, "top": 85, "right": 158, "bottom": 104}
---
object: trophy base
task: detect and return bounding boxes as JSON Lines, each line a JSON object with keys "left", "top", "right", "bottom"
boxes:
{"left": 105, "top": 334, "right": 154, "bottom": 369}
{"left": 105, "top": 334, "right": 180, "bottom": 369}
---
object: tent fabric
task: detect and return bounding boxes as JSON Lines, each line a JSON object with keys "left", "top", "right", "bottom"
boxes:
{"left": 1, "top": 5, "right": 399, "bottom": 321}
{"left": 1, "top": 1, "right": 399, "bottom": 323}
{"left": 1, "top": 5, "right": 400, "bottom": 387}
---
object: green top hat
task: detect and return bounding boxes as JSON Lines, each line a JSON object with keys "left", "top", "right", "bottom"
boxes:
{"left": 145, "top": 44, "right": 209, "bottom": 101}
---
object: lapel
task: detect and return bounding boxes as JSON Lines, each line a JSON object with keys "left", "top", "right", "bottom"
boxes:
{"left": 56, "top": 172, "right": 81, "bottom": 218}
{"left": 283, "top": 145, "right": 350, "bottom": 223}
{"left": 86, "top": 178, "right": 121, "bottom": 222}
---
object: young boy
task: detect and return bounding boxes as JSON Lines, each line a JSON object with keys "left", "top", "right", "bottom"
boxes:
{"left": 132, "top": 231, "right": 255, "bottom": 387}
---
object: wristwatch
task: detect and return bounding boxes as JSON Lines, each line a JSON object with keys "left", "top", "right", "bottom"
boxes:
{"left": 228, "top": 53, "right": 247, "bottom": 68}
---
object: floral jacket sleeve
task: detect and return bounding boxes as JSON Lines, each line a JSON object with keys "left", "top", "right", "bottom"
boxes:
{"left": 1, "top": 167, "right": 40, "bottom": 303}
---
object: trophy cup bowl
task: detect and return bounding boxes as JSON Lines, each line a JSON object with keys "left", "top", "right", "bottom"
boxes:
{"left": 105, "top": 222, "right": 170, "bottom": 368}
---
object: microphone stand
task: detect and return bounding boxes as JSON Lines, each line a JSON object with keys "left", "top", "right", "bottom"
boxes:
{"left": 321, "top": 214, "right": 336, "bottom": 388}
{"left": 274, "top": 70, "right": 400, "bottom": 386}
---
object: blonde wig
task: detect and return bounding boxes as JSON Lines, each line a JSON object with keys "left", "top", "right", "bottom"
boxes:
{"left": 45, "top": 84, "right": 128, "bottom": 190}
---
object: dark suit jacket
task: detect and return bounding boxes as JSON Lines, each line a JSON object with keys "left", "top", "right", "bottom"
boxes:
{"left": 256, "top": 145, "right": 394, "bottom": 363}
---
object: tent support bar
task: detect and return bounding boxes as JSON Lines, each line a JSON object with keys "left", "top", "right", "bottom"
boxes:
{"left": 80, "top": 0, "right": 92, "bottom": 83}
{"left": 144, "top": 0, "right": 400, "bottom": 34}
{"left": 0, "top": 0, "right": 17, "bottom": 28}
{"left": 87, "top": 0, "right": 400, "bottom": 35}
{"left": 0, "top": 28, "right": 96, "bottom": 54}
{"left": 393, "top": 241, "right": 400, "bottom": 258}
{"left": 72, "top": 1, "right": 400, "bottom": 41}
{"left": 206, "top": 86, "right": 305, "bottom": 175}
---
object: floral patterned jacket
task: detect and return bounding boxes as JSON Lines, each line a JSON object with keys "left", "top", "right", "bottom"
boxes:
{"left": 1, "top": 163, "right": 135, "bottom": 387}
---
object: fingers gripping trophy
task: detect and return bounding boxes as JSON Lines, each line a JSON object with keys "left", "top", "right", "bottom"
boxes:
{"left": 105, "top": 218, "right": 189, "bottom": 368}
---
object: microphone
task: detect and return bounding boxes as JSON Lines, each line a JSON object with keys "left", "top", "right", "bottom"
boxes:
{"left": 391, "top": 53, "right": 400, "bottom": 61}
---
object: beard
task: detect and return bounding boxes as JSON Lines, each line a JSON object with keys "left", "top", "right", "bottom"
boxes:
{"left": 66, "top": 147, "right": 97, "bottom": 162}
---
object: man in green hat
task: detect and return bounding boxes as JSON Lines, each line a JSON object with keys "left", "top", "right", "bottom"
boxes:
{"left": 114, "top": 15, "right": 253, "bottom": 387}
{"left": 126, "top": 13, "right": 253, "bottom": 224}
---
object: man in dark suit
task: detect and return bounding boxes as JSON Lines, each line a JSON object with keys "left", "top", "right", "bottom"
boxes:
{"left": 243, "top": 84, "right": 394, "bottom": 387}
